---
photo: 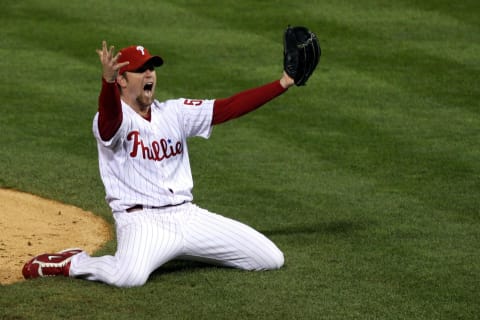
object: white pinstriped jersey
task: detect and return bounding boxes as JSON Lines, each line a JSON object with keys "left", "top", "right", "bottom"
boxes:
{"left": 92, "top": 98, "right": 214, "bottom": 212}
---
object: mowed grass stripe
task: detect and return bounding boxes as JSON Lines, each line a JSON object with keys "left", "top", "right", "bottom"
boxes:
{"left": 0, "top": 0, "right": 478, "bottom": 319}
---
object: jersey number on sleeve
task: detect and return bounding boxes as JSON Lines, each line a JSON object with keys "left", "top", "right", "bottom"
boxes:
{"left": 183, "top": 99, "right": 203, "bottom": 106}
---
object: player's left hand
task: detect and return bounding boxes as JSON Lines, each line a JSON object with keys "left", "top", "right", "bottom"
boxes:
{"left": 96, "top": 40, "right": 129, "bottom": 83}
{"left": 283, "top": 26, "right": 321, "bottom": 86}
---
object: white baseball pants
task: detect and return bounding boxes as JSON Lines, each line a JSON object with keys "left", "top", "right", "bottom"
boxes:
{"left": 69, "top": 203, "right": 284, "bottom": 287}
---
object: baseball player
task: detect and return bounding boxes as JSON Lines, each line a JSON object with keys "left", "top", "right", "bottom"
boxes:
{"left": 22, "top": 28, "right": 320, "bottom": 287}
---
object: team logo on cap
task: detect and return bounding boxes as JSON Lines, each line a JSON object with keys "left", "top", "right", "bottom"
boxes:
{"left": 136, "top": 46, "right": 145, "bottom": 55}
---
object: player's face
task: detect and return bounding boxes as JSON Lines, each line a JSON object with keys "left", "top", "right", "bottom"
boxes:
{"left": 122, "top": 63, "right": 157, "bottom": 108}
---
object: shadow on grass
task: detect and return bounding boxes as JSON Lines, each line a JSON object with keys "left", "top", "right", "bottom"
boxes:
{"left": 151, "top": 260, "right": 215, "bottom": 278}
{"left": 149, "top": 221, "right": 371, "bottom": 279}
{"left": 261, "top": 219, "right": 371, "bottom": 237}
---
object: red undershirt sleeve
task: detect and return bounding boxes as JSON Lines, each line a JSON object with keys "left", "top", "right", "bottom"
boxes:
{"left": 212, "top": 80, "right": 287, "bottom": 125}
{"left": 98, "top": 78, "right": 123, "bottom": 141}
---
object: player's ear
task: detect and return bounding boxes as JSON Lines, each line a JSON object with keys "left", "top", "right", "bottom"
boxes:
{"left": 117, "top": 73, "right": 127, "bottom": 88}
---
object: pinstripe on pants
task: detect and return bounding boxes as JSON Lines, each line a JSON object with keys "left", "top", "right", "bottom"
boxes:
{"left": 69, "top": 202, "right": 284, "bottom": 287}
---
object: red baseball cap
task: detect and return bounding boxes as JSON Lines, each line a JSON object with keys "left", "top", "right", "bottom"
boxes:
{"left": 117, "top": 45, "right": 164, "bottom": 75}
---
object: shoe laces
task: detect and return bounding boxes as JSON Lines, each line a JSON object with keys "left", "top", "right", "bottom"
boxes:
{"left": 35, "top": 256, "right": 73, "bottom": 277}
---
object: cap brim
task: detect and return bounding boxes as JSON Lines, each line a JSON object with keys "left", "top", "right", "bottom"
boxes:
{"left": 148, "top": 56, "right": 164, "bottom": 67}
{"left": 120, "top": 55, "right": 164, "bottom": 74}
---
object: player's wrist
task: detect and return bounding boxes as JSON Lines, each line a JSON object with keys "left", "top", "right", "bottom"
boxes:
{"left": 279, "top": 72, "right": 295, "bottom": 89}
{"left": 103, "top": 76, "right": 117, "bottom": 84}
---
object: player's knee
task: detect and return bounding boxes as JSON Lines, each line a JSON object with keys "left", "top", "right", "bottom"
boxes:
{"left": 108, "top": 265, "right": 150, "bottom": 288}
{"left": 267, "top": 249, "right": 284, "bottom": 270}
{"left": 111, "top": 274, "right": 149, "bottom": 288}
{"left": 253, "top": 248, "right": 284, "bottom": 271}
{"left": 125, "top": 278, "right": 148, "bottom": 288}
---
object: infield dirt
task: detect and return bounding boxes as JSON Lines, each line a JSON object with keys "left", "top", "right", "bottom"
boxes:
{"left": 0, "top": 188, "right": 111, "bottom": 285}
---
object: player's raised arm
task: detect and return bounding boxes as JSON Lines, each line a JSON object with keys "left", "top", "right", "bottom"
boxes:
{"left": 212, "top": 80, "right": 287, "bottom": 125}
{"left": 212, "top": 26, "right": 320, "bottom": 125}
{"left": 96, "top": 41, "right": 128, "bottom": 141}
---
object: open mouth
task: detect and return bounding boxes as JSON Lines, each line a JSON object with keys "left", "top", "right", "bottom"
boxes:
{"left": 144, "top": 83, "right": 153, "bottom": 91}
{"left": 143, "top": 82, "right": 154, "bottom": 98}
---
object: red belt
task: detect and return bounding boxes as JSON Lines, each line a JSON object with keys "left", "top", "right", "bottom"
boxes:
{"left": 126, "top": 202, "right": 187, "bottom": 213}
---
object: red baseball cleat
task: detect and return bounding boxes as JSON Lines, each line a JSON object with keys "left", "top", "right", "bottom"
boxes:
{"left": 22, "top": 248, "right": 83, "bottom": 279}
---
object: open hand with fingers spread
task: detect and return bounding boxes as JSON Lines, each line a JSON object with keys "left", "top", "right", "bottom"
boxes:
{"left": 96, "top": 40, "right": 130, "bottom": 83}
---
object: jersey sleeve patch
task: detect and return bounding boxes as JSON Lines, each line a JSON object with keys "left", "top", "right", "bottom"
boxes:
{"left": 183, "top": 99, "right": 203, "bottom": 106}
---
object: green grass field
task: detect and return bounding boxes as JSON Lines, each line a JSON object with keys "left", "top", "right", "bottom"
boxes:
{"left": 1, "top": 0, "right": 479, "bottom": 319}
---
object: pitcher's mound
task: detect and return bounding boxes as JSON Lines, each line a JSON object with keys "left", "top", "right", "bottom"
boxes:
{"left": 0, "top": 188, "right": 111, "bottom": 284}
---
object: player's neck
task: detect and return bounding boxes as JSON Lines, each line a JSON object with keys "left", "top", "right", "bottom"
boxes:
{"left": 133, "top": 104, "right": 151, "bottom": 119}
{"left": 122, "top": 96, "right": 152, "bottom": 119}
{"left": 136, "top": 106, "right": 151, "bottom": 119}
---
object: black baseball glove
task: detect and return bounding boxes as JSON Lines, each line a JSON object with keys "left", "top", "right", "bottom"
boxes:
{"left": 283, "top": 25, "right": 321, "bottom": 86}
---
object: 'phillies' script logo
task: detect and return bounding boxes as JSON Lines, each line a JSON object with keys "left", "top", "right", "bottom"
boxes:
{"left": 127, "top": 131, "right": 183, "bottom": 161}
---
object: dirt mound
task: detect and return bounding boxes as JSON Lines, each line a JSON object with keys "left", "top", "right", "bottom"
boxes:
{"left": 0, "top": 188, "right": 111, "bottom": 284}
